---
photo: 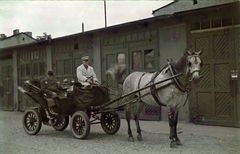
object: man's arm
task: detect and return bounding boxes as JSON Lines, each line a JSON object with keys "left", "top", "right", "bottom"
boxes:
{"left": 77, "top": 66, "right": 88, "bottom": 82}
{"left": 40, "top": 80, "right": 54, "bottom": 95}
{"left": 92, "top": 68, "right": 98, "bottom": 82}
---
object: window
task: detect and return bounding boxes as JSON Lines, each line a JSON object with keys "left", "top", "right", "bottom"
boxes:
{"left": 26, "top": 64, "right": 31, "bottom": 76}
{"left": 39, "top": 62, "right": 45, "bottom": 75}
{"left": 56, "top": 60, "right": 63, "bottom": 75}
{"left": 144, "top": 49, "right": 155, "bottom": 69}
{"left": 20, "top": 65, "right": 25, "bottom": 77}
{"left": 117, "top": 53, "right": 125, "bottom": 65}
{"left": 64, "top": 59, "right": 71, "bottom": 74}
{"left": 33, "top": 63, "right": 38, "bottom": 76}
{"left": 132, "top": 51, "right": 141, "bottom": 69}
{"left": 132, "top": 49, "right": 155, "bottom": 70}
{"left": 74, "top": 43, "right": 78, "bottom": 50}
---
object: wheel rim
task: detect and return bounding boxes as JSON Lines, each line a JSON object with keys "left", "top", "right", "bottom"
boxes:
{"left": 103, "top": 113, "right": 116, "bottom": 130}
{"left": 25, "top": 112, "right": 38, "bottom": 131}
{"left": 73, "top": 115, "right": 86, "bottom": 135}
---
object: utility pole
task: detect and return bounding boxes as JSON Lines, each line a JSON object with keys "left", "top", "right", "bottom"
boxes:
{"left": 104, "top": 0, "right": 107, "bottom": 27}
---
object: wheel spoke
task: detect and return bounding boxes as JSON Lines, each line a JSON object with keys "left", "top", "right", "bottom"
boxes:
{"left": 73, "top": 115, "right": 87, "bottom": 135}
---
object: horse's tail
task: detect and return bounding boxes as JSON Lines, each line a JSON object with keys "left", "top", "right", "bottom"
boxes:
{"left": 106, "top": 64, "right": 127, "bottom": 84}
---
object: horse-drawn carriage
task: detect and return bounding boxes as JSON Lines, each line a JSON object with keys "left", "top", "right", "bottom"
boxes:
{"left": 18, "top": 79, "right": 121, "bottom": 139}
{"left": 19, "top": 50, "right": 202, "bottom": 148}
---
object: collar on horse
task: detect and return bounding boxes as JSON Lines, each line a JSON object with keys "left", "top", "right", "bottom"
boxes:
{"left": 137, "top": 60, "right": 191, "bottom": 107}
{"left": 167, "top": 61, "right": 190, "bottom": 93}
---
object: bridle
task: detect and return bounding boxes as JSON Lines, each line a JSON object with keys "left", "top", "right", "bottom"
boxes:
{"left": 187, "top": 55, "right": 203, "bottom": 82}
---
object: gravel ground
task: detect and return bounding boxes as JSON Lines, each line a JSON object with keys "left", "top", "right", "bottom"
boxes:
{"left": 1, "top": 111, "right": 239, "bottom": 154}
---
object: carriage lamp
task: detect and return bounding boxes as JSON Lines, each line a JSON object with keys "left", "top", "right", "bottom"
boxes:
{"left": 230, "top": 70, "right": 238, "bottom": 80}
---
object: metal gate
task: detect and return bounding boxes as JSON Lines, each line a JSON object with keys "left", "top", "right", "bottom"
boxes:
{"left": 191, "top": 29, "right": 235, "bottom": 126}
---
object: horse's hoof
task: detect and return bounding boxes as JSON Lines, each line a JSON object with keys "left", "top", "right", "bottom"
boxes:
{"left": 176, "top": 140, "right": 182, "bottom": 145}
{"left": 170, "top": 141, "right": 178, "bottom": 148}
{"left": 137, "top": 135, "right": 143, "bottom": 141}
{"left": 128, "top": 136, "right": 134, "bottom": 142}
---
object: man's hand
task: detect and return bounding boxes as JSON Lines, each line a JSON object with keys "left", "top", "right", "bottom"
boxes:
{"left": 87, "top": 79, "right": 92, "bottom": 83}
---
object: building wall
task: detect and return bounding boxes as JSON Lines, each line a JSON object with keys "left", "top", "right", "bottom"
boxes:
{"left": 159, "top": 24, "right": 188, "bottom": 122}
{"left": 0, "top": 2, "right": 238, "bottom": 126}
{"left": 237, "top": 29, "right": 240, "bottom": 127}
{"left": 0, "top": 34, "right": 36, "bottom": 49}
{"left": 17, "top": 46, "right": 47, "bottom": 111}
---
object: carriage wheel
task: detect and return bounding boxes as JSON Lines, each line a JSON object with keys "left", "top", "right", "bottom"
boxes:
{"left": 22, "top": 108, "right": 42, "bottom": 135}
{"left": 53, "top": 116, "right": 69, "bottom": 131}
{"left": 70, "top": 111, "right": 90, "bottom": 139}
{"left": 101, "top": 112, "right": 121, "bottom": 134}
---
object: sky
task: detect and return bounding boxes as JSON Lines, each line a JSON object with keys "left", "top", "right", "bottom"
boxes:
{"left": 0, "top": 0, "right": 172, "bottom": 39}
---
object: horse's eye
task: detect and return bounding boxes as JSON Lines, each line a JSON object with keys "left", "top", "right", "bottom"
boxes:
{"left": 188, "top": 62, "right": 191, "bottom": 67}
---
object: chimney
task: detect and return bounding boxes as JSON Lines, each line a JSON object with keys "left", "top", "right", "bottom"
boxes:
{"left": 13, "top": 29, "right": 20, "bottom": 35}
{"left": 25, "top": 32, "right": 32, "bottom": 37}
{"left": 0, "top": 34, "right": 7, "bottom": 39}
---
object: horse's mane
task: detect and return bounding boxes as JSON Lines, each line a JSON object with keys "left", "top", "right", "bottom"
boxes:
{"left": 170, "top": 54, "right": 188, "bottom": 74}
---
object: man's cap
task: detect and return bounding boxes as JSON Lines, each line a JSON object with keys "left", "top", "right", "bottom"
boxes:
{"left": 47, "top": 70, "right": 54, "bottom": 76}
{"left": 81, "top": 56, "right": 89, "bottom": 61}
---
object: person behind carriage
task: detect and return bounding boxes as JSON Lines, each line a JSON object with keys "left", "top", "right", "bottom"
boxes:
{"left": 76, "top": 56, "right": 98, "bottom": 86}
{"left": 40, "top": 70, "right": 66, "bottom": 112}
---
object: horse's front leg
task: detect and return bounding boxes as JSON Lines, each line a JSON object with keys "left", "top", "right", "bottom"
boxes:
{"left": 168, "top": 107, "right": 182, "bottom": 148}
{"left": 126, "top": 103, "right": 134, "bottom": 142}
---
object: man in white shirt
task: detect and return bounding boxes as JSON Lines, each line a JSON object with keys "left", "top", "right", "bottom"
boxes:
{"left": 76, "top": 56, "right": 98, "bottom": 86}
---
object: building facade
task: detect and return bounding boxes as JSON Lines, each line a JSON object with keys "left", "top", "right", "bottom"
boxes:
{"left": 0, "top": 1, "right": 239, "bottom": 127}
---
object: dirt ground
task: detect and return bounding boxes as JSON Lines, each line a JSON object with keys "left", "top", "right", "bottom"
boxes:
{"left": 1, "top": 111, "right": 239, "bottom": 154}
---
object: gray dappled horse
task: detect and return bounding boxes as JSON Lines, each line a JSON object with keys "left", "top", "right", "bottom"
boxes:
{"left": 106, "top": 50, "right": 202, "bottom": 148}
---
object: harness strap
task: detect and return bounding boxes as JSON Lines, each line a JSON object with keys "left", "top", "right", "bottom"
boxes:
{"left": 168, "top": 63, "right": 189, "bottom": 93}
{"left": 137, "top": 72, "right": 166, "bottom": 106}
{"left": 138, "top": 73, "right": 146, "bottom": 100}
{"left": 150, "top": 84, "right": 166, "bottom": 107}
{"left": 149, "top": 71, "right": 167, "bottom": 106}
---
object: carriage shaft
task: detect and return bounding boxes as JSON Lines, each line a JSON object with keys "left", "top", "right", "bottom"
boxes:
{"left": 101, "top": 73, "right": 182, "bottom": 108}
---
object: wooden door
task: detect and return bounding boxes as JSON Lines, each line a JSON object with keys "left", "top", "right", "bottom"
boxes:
{"left": 130, "top": 45, "right": 161, "bottom": 120}
{"left": 72, "top": 52, "right": 83, "bottom": 82}
{"left": 1, "top": 59, "right": 13, "bottom": 111}
{"left": 102, "top": 49, "right": 127, "bottom": 108}
{"left": 53, "top": 53, "right": 72, "bottom": 83}
{"left": 190, "top": 29, "right": 235, "bottom": 126}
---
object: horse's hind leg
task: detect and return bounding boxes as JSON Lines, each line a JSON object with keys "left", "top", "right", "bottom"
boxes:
{"left": 134, "top": 101, "right": 144, "bottom": 141}
{"left": 126, "top": 103, "right": 134, "bottom": 142}
{"left": 168, "top": 107, "right": 182, "bottom": 148}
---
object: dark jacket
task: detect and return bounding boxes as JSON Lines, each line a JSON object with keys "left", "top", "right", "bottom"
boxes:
{"left": 40, "top": 77, "right": 64, "bottom": 97}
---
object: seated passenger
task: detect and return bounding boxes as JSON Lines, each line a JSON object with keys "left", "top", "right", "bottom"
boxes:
{"left": 76, "top": 56, "right": 98, "bottom": 86}
{"left": 40, "top": 70, "right": 65, "bottom": 109}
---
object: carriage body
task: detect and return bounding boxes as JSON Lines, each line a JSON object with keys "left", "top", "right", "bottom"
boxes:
{"left": 19, "top": 78, "right": 120, "bottom": 139}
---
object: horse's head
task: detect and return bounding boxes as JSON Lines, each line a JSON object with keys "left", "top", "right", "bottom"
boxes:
{"left": 185, "top": 50, "right": 203, "bottom": 84}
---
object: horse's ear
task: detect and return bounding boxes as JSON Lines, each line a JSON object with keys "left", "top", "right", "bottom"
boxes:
{"left": 196, "top": 50, "right": 202, "bottom": 55}
{"left": 185, "top": 50, "right": 192, "bottom": 55}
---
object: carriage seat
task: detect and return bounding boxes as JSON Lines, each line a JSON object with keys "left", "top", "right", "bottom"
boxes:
{"left": 45, "top": 98, "right": 56, "bottom": 107}
{"left": 24, "top": 80, "right": 59, "bottom": 107}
